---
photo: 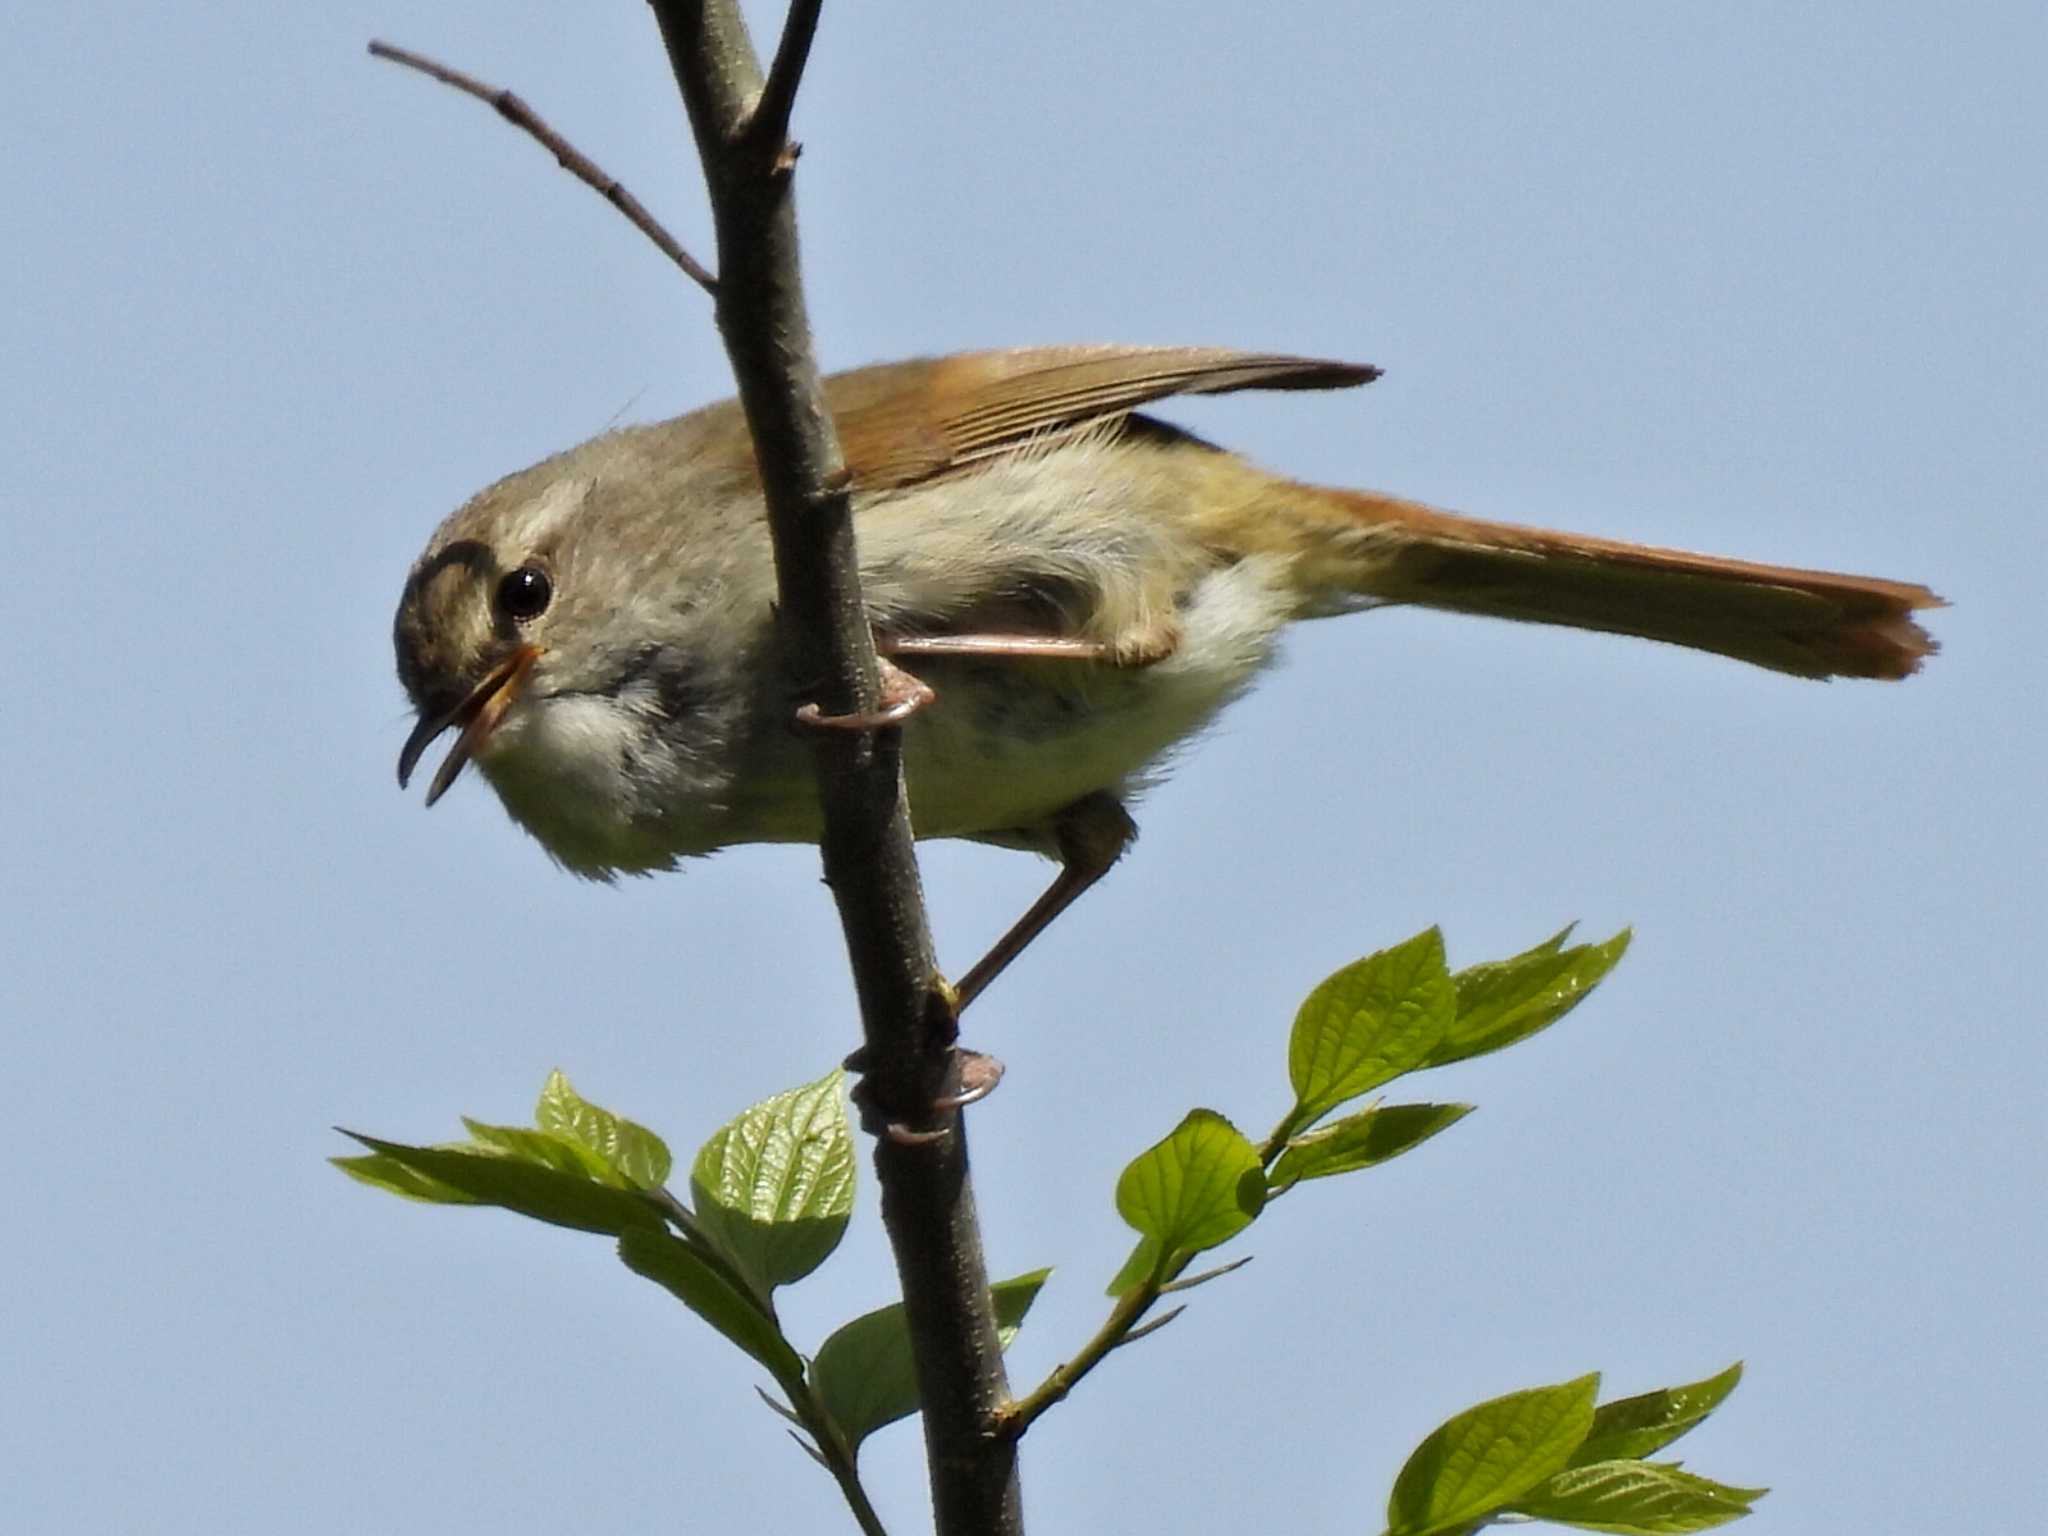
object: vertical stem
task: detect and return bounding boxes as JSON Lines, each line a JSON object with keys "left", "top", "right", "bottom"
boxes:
{"left": 645, "top": 5, "right": 1022, "bottom": 1531}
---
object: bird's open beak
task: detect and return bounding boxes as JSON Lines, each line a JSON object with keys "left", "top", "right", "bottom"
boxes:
{"left": 397, "top": 644, "right": 542, "bottom": 807}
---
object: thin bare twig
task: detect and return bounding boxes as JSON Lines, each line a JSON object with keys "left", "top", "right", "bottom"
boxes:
{"left": 367, "top": 39, "right": 717, "bottom": 295}
{"left": 750, "top": 0, "right": 825, "bottom": 152}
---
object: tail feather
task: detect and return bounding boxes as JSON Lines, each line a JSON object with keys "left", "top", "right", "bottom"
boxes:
{"left": 1330, "top": 490, "right": 1942, "bottom": 680}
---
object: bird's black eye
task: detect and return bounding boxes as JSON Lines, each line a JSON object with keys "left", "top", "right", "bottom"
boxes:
{"left": 496, "top": 566, "right": 552, "bottom": 622}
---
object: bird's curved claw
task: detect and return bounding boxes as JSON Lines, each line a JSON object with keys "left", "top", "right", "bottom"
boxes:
{"left": 795, "top": 657, "right": 936, "bottom": 730}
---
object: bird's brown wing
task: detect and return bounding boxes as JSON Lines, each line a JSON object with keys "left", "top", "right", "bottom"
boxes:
{"left": 824, "top": 346, "right": 1380, "bottom": 491}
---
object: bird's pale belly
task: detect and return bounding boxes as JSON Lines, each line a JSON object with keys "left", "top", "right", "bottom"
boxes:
{"left": 477, "top": 558, "right": 1299, "bottom": 874}
{"left": 886, "top": 556, "right": 1301, "bottom": 846}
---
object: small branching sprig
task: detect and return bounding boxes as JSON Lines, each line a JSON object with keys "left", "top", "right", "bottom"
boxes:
{"left": 995, "top": 923, "right": 1762, "bottom": 1531}
{"left": 338, "top": 924, "right": 1761, "bottom": 1533}
{"left": 1004, "top": 925, "right": 1633, "bottom": 1430}
{"left": 340, "top": 1068, "right": 1032, "bottom": 1536}
{"left": 1383, "top": 1366, "right": 1765, "bottom": 1536}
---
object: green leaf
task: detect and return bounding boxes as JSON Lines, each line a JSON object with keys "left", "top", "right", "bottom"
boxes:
{"left": 336, "top": 1132, "right": 664, "bottom": 1235}
{"left": 1572, "top": 1364, "right": 1745, "bottom": 1467}
{"left": 460, "top": 1119, "right": 618, "bottom": 1183}
{"left": 1434, "top": 927, "right": 1630, "bottom": 1068}
{"left": 1386, "top": 1373, "right": 1601, "bottom": 1536}
{"left": 534, "top": 1070, "right": 673, "bottom": 1189}
{"left": 1288, "top": 929, "right": 1457, "bottom": 1125}
{"left": 331, "top": 1153, "right": 481, "bottom": 1206}
{"left": 1511, "top": 1459, "right": 1765, "bottom": 1532}
{"left": 1105, "top": 1236, "right": 1164, "bottom": 1297}
{"left": 808, "top": 1270, "right": 1051, "bottom": 1455}
{"left": 1114, "top": 1110, "right": 1265, "bottom": 1268}
{"left": 1268, "top": 1103, "right": 1473, "bottom": 1191}
{"left": 690, "top": 1070, "right": 854, "bottom": 1299}
{"left": 617, "top": 1227, "right": 805, "bottom": 1391}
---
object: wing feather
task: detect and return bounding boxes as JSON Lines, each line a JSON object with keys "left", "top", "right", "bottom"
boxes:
{"left": 825, "top": 345, "right": 1380, "bottom": 489}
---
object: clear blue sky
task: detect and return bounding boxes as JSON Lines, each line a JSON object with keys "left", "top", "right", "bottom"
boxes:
{"left": 6, "top": 3, "right": 2041, "bottom": 1531}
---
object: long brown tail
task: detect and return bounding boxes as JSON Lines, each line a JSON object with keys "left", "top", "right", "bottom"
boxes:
{"left": 1330, "top": 489, "right": 1942, "bottom": 680}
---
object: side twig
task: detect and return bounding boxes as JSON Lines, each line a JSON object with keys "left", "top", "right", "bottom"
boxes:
{"left": 1001, "top": 1278, "right": 1155, "bottom": 1438}
{"left": 367, "top": 39, "right": 718, "bottom": 295}
{"left": 751, "top": 0, "right": 825, "bottom": 151}
{"left": 1004, "top": 1144, "right": 1283, "bottom": 1437}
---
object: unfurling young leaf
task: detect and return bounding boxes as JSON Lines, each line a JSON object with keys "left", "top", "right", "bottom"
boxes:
{"left": 1268, "top": 1102, "right": 1474, "bottom": 1192}
{"left": 808, "top": 1271, "right": 1052, "bottom": 1454}
{"left": 332, "top": 1150, "right": 482, "bottom": 1207}
{"left": 1287, "top": 928, "right": 1458, "bottom": 1128}
{"left": 1434, "top": 926, "right": 1631, "bottom": 1068}
{"left": 535, "top": 1069, "right": 673, "bottom": 1189}
{"left": 1104, "top": 1236, "right": 1164, "bottom": 1299}
{"left": 1571, "top": 1362, "right": 1745, "bottom": 1468}
{"left": 1384, "top": 1373, "right": 1600, "bottom": 1536}
{"left": 690, "top": 1069, "right": 855, "bottom": 1301}
{"left": 1112, "top": 1110, "right": 1265, "bottom": 1290}
{"left": 460, "top": 1118, "right": 617, "bottom": 1182}
{"left": 1510, "top": 1458, "right": 1766, "bottom": 1532}
{"left": 333, "top": 1132, "right": 665, "bottom": 1236}
{"left": 334, "top": 1072, "right": 675, "bottom": 1225}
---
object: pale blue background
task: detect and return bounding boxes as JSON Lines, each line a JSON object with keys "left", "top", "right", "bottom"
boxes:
{"left": 6, "top": 4, "right": 2041, "bottom": 1532}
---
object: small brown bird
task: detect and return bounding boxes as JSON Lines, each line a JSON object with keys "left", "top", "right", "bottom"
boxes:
{"left": 394, "top": 346, "right": 1940, "bottom": 1002}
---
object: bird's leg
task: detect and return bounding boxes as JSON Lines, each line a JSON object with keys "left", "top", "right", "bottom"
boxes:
{"left": 884, "top": 633, "right": 1117, "bottom": 662}
{"left": 812, "top": 625, "right": 1158, "bottom": 1013}
{"left": 881, "top": 620, "right": 1180, "bottom": 669}
{"left": 850, "top": 789, "right": 1136, "bottom": 1134}
{"left": 793, "top": 618, "right": 1179, "bottom": 733}
{"left": 954, "top": 792, "right": 1138, "bottom": 1010}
